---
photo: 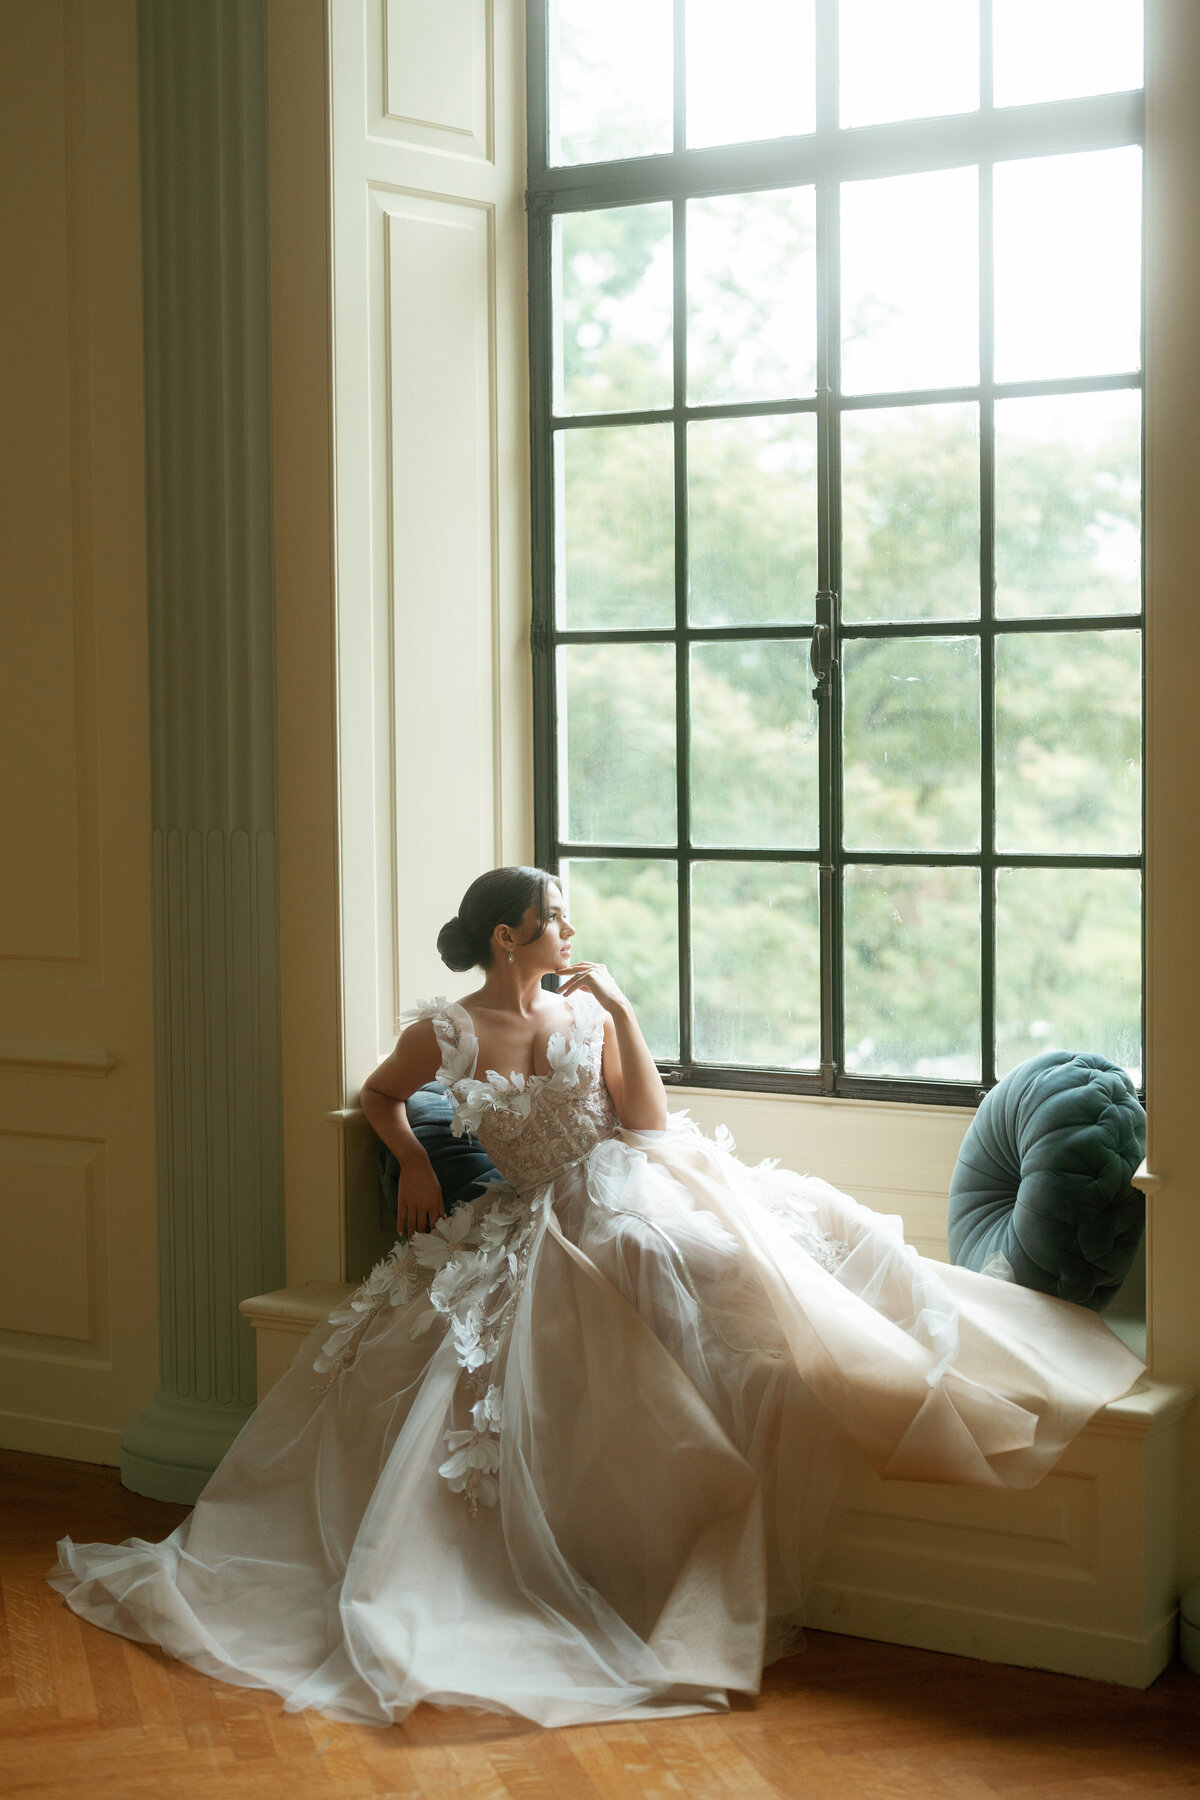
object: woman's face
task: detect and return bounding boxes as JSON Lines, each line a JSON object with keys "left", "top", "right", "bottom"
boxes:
{"left": 516, "top": 882, "right": 575, "bottom": 973}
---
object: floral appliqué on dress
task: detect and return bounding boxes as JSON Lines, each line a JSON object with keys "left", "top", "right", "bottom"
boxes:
{"left": 315, "top": 995, "right": 609, "bottom": 1514}
{"left": 314, "top": 1190, "right": 548, "bottom": 1513}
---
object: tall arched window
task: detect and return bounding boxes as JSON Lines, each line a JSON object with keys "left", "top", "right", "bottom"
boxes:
{"left": 528, "top": 0, "right": 1144, "bottom": 1103}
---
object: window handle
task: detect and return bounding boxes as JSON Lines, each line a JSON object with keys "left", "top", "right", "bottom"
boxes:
{"left": 810, "top": 622, "right": 836, "bottom": 701}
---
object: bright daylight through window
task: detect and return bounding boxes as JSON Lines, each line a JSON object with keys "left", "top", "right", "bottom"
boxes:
{"left": 527, "top": 0, "right": 1144, "bottom": 1103}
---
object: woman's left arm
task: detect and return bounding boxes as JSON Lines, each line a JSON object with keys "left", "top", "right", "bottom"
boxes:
{"left": 559, "top": 961, "right": 668, "bottom": 1130}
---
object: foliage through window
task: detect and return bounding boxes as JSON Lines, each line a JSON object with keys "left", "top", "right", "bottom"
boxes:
{"left": 528, "top": 0, "right": 1144, "bottom": 1102}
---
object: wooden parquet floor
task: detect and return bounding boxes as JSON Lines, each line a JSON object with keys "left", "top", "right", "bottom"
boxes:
{"left": 2, "top": 1448, "right": 1198, "bottom": 1800}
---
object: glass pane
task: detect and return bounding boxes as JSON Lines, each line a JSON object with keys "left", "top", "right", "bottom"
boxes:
{"left": 556, "top": 425, "right": 674, "bottom": 628}
{"left": 688, "top": 414, "right": 818, "bottom": 626}
{"left": 692, "top": 862, "right": 820, "bottom": 1067}
{"left": 562, "top": 858, "right": 679, "bottom": 1060}
{"left": 995, "top": 630, "right": 1141, "bottom": 854}
{"left": 550, "top": 0, "right": 673, "bottom": 165}
{"left": 558, "top": 645, "right": 676, "bottom": 845}
{"left": 554, "top": 204, "right": 673, "bottom": 416}
{"left": 687, "top": 0, "right": 816, "bottom": 147}
{"left": 994, "top": 148, "right": 1141, "bottom": 384}
{"left": 996, "top": 868, "right": 1141, "bottom": 1084}
{"left": 688, "top": 189, "right": 817, "bottom": 406}
{"left": 995, "top": 390, "right": 1141, "bottom": 620}
{"left": 841, "top": 403, "right": 979, "bottom": 623}
{"left": 844, "top": 866, "right": 981, "bottom": 1079}
{"left": 840, "top": 0, "right": 978, "bottom": 127}
{"left": 691, "top": 642, "right": 819, "bottom": 849}
{"left": 842, "top": 637, "right": 981, "bottom": 851}
{"left": 994, "top": 0, "right": 1143, "bottom": 108}
{"left": 841, "top": 167, "right": 978, "bottom": 395}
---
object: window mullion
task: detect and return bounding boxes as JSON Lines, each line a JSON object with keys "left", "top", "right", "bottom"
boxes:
{"left": 673, "top": 0, "right": 686, "bottom": 156}
{"left": 673, "top": 194, "right": 692, "bottom": 1067}
{"left": 528, "top": 193, "right": 558, "bottom": 874}
{"left": 815, "top": 0, "right": 841, "bottom": 1096}
{"left": 980, "top": 154, "right": 997, "bottom": 1092}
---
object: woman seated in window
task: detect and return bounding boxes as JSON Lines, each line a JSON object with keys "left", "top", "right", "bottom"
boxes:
{"left": 51, "top": 866, "right": 1141, "bottom": 1730}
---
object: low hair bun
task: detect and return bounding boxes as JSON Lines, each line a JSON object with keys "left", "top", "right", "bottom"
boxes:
{"left": 436, "top": 915, "right": 482, "bottom": 972}
{"left": 437, "top": 867, "right": 555, "bottom": 973}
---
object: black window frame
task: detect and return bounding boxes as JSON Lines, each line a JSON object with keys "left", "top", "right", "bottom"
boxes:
{"left": 526, "top": 0, "right": 1145, "bottom": 1106}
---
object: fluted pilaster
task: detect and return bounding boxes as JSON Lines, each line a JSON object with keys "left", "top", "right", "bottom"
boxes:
{"left": 121, "top": 0, "right": 285, "bottom": 1503}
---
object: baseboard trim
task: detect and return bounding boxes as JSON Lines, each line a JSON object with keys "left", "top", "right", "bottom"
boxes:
{"left": 0, "top": 1411, "right": 122, "bottom": 1466}
{"left": 807, "top": 1583, "right": 1178, "bottom": 1688}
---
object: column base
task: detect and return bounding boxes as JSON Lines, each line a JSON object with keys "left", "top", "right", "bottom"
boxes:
{"left": 119, "top": 1389, "right": 254, "bottom": 1504}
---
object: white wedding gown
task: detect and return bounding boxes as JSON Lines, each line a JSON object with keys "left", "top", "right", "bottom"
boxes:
{"left": 51, "top": 992, "right": 1143, "bottom": 1728}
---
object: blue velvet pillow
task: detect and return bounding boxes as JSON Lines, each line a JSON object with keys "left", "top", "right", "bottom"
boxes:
{"left": 376, "top": 1081, "right": 499, "bottom": 1232}
{"left": 947, "top": 1051, "right": 1145, "bottom": 1313}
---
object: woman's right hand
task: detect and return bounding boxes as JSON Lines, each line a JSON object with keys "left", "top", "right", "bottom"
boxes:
{"left": 397, "top": 1158, "right": 446, "bottom": 1237}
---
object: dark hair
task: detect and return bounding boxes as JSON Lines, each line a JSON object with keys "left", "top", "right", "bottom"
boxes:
{"left": 436, "top": 866, "right": 556, "bottom": 972}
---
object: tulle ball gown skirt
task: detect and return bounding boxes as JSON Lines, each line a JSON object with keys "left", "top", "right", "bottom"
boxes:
{"left": 49, "top": 1110, "right": 1142, "bottom": 1729}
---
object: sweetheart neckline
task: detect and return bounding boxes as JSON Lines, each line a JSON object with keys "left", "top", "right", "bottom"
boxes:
{"left": 442, "top": 993, "right": 596, "bottom": 1094}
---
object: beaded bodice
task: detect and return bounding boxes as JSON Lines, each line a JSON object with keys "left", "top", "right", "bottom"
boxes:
{"left": 413, "top": 992, "right": 620, "bottom": 1193}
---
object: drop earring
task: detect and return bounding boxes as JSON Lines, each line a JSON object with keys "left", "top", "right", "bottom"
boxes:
{"left": 507, "top": 950, "right": 515, "bottom": 964}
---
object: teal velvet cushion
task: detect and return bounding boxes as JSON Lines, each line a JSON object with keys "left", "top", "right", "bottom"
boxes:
{"left": 377, "top": 1081, "right": 499, "bottom": 1232}
{"left": 947, "top": 1051, "right": 1145, "bottom": 1313}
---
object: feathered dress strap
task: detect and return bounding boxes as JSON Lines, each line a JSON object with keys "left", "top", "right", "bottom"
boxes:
{"left": 563, "top": 988, "right": 607, "bottom": 1063}
{"left": 406, "top": 997, "right": 479, "bottom": 1089}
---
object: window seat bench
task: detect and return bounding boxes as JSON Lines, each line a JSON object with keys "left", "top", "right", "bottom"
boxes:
{"left": 239, "top": 1284, "right": 1192, "bottom": 1689}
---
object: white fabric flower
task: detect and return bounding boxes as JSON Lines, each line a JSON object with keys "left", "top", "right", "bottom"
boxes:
{"left": 450, "top": 1301, "right": 489, "bottom": 1372}
{"left": 430, "top": 1247, "right": 489, "bottom": 1312}
{"left": 438, "top": 1430, "right": 501, "bottom": 1508}
{"left": 411, "top": 1205, "right": 477, "bottom": 1271}
{"left": 313, "top": 1241, "right": 422, "bottom": 1379}
{"left": 407, "top": 997, "right": 477, "bottom": 1088}
{"left": 471, "top": 1384, "right": 502, "bottom": 1435}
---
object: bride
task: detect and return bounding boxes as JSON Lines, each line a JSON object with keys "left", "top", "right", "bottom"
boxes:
{"left": 51, "top": 865, "right": 1142, "bottom": 1729}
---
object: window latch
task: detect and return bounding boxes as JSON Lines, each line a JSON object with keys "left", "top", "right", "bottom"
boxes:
{"left": 810, "top": 622, "right": 836, "bottom": 702}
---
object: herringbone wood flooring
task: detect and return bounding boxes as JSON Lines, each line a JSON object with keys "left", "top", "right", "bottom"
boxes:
{"left": 2, "top": 1448, "right": 1197, "bottom": 1799}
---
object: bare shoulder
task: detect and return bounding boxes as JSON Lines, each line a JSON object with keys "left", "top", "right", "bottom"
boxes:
{"left": 396, "top": 1015, "right": 440, "bottom": 1056}
{"left": 364, "top": 1016, "right": 440, "bottom": 1100}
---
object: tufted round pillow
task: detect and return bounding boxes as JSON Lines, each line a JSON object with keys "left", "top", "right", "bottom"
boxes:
{"left": 948, "top": 1051, "right": 1145, "bottom": 1313}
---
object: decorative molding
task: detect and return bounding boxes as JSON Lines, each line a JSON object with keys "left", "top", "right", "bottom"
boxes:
{"left": 239, "top": 1281, "right": 356, "bottom": 1328}
{"left": 1131, "top": 1159, "right": 1164, "bottom": 1195}
{"left": 0, "top": 1133, "right": 104, "bottom": 1345}
{"left": 123, "top": 0, "right": 285, "bottom": 1504}
{"left": 239, "top": 1281, "right": 355, "bottom": 1402}
{"left": 0, "top": 1410, "right": 123, "bottom": 1467}
{"left": 811, "top": 1377, "right": 1194, "bottom": 1689}
{"left": 806, "top": 1586, "right": 1178, "bottom": 1691}
{"left": 376, "top": 0, "right": 493, "bottom": 162}
{"left": 0, "top": 1041, "right": 115, "bottom": 1077}
{"left": 377, "top": 189, "right": 497, "bottom": 1025}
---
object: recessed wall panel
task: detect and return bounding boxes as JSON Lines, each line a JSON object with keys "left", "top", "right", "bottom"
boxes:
{"left": 0, "top": 1134, "right": 101, "bottom": 1342}
{"left": 378, "top": 0, "right": 491, "bottom": 158}
{"left": 0, "top": 5, "right": 83, "bottom": 960}
{"left": 379, "top": 193, "right": 495, "bottom": 1004}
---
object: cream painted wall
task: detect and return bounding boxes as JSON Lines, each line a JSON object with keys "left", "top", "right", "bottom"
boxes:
{"left": 1142, "top": 0, "right": 1200, "bottom": 1584}
{"left": 0, "top": 0, "right": 158, "bottom": 1461}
